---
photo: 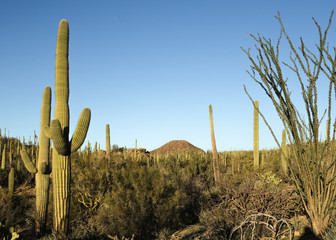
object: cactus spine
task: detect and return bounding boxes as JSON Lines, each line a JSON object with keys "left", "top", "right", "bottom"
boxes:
{"left": 21, "top": 86, "right": 51, "bottom": 234}
{"left": 106, "top": 124, "right": 110, "bottom": 159}
{"left": 281, "top": 129, "right": 288, "bottom": 175}
{"left": 253, "top": 100, "right": 259, "bottom": 170}
{"left": 44, "top": 19, "right": 91, "bottom": 235}
{"left": 209, "top": 104, "right": 220, "bottom": 186}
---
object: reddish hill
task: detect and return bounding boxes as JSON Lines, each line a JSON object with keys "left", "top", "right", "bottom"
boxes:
{"left": 151, "top": 140, "right": 204, "bottom": 154}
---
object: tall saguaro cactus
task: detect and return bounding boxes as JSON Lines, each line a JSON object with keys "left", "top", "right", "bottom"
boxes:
{"left": 253, "top": 100, "right": 259, "bottom": 170}
{"left": 209, "top": 104, "right": 220, "bottom": 186}
{"left": 20, "top": 86, "right": 51, "bottom": 234}
{"left": 44, "top": 19, "right": 91, "bottom": 235}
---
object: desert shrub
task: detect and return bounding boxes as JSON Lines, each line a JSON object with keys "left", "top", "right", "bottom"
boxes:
{"left": 0, "top": 184, "right": 35, "bottom": 237}
{"left": 70, "top": 153, "right": 208, "bottom": 240}
{"left": 323, "top": 219, "right": 336, "bottom": 240}
{"left": 0, "top": 169, "right": 8, "bottom": 186}
{"left": 197, "top": 208, "right": 230, "bottom": 239}
{"left": 216, "top": 175, "right": 303, "bottom": 226}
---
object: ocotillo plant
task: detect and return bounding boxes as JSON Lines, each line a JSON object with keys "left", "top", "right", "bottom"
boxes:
{"left": 106, "top": 124, "right": 110, "bottom": 159}
{"left": 243, "top": 10, "right": 336, "bottom": 235}
{"left": 20, "top": 86, "right": 51, "bottom": 234}
{"left": 209, "top": 104, "right": 220, "bottom": 186}
{"left": 253, "top": 100, "right": 259, "bottom": 170}
{"left": 43, "top": 19, "right": 91, "bottom": 235}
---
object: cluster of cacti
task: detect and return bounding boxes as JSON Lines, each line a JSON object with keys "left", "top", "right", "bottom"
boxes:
{"left": 42, "top": 19, "right": 91, "bottom": 235}
{"left": 253, "top": 100, "right": 259, "bottom": 170}
{"left": 4, "top": 19, "right": 91, "bottom": 237}
{"left": 0, "top": 15, "right": 307, "bottom": 239}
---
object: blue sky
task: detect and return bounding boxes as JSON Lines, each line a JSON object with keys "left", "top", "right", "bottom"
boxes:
{"left": 1, "top": 1, "right": 335, "bottom": 151}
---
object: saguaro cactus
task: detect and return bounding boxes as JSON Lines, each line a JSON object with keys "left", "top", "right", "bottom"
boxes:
{"left": 106, "top": 124, "right": 110, "bottom": 158}
{"left": 8, "top": 167, "right": 14, "bottom": 198}
{"left": 253, "top": 100, "right": 259, "bottom": 170}
{"left": 43, "top": 19, "right": 91, "bottom": 235}
{"left": 1, "top": 144, "right": 6, "bottom": 170}
{"left": 20, "top": 86, "right": 51, "bottom": 234}
{"left": 209, "top": 104, "right": 220, "bottom": 186}
{"left": 281, "top": 129, "right": 288, "bottom": 175}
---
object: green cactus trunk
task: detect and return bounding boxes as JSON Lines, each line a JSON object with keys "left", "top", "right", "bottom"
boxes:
{"left": 8, "top": 167, "right": 14, "bottom": 198}
{"left": 253, "top": 100, "right": 259, "bottom": 170}
{"left": 45, "top": 19, "right": 90, "bottom": 236}
{"left": 52, "top": 19, "right": 72, "bottom": 235}
{"left": 281, "top": 129, "right": 288, "bottom": 175}
{"left": 1, "top": 144, "right": 6, "bottom": 170}
{"left": 36, "top": 86, "right": 51, "bottom": 233}
{"left": 106, "top": 124, "right": 110, "bottom": 159}
{"left": 9, "top": 141, "right": 13, "bottom": 166}
{"left": 20, "top": 86, "right": 51, "bottom": 234}
{"left": 209, "top": 105, "right": 220, "bottom": 186}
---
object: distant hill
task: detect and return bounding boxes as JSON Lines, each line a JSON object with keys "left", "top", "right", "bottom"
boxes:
{"left": 151, "top": 140, "right": 204, "bottom": 154}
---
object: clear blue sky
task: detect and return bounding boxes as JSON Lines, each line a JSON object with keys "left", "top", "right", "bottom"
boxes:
{"left": 1, "top": 1, "right": 335, "bottom": 151}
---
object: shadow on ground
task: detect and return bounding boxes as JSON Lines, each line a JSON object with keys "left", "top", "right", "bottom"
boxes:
{"left": 298, "top": 227, "right": 322, "bottom": 240}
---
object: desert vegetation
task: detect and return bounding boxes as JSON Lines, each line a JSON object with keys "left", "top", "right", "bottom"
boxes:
{"left": 1, "top": 9, "right": 336, "bottom": 240}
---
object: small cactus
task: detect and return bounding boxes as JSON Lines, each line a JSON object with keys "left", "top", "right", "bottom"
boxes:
{"left": 1, "top": 144, "right": 6, "bottom": 170}
{"left": 8, "top": 167, "right": 14, "bottom": 198}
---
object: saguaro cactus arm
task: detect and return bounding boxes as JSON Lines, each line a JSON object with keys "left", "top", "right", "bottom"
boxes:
{"left": 70, "top": 108, "right": 91, "bottom": 153}
{"left": 20, "top": 149, "right": 37, "bottom": 173}
{"left": 49, "top": 119, "right": 70, "bottom": 156}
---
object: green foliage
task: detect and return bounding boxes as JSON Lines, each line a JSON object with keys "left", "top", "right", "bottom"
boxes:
{"left": 0, "top": 222, "right": 19, "bottom": 240}
{"left": 69, "top": 152, "right": 209, "bottom": 239}
{"left": 0, "top": 132, "right": 308, "bottom": 239}
{"left": 256, "top": 171, "right": 283, "bottom": 192}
